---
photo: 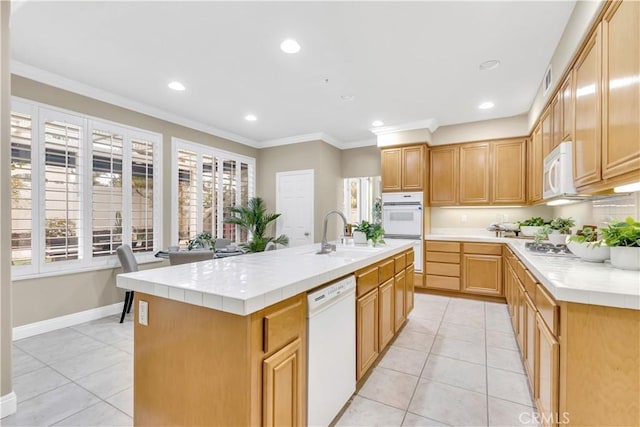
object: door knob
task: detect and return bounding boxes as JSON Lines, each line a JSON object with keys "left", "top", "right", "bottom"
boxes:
{"left": 304, "top": 232, "right": 310, "bottom": 236}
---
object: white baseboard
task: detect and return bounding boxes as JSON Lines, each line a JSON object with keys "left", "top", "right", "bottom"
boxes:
{"left": 13, "top": 303, "right": 123, "bottom": 341}
{"left": 0, "top": 392, "right": 17, "bottom": 419}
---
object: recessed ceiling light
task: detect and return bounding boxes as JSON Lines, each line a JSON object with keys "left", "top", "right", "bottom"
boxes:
{"left": 340, "top": 95, "right": 355, "bottom": 101}
{"left": 371, "top": 120, "right": 384, "bottom": 127}
{"left": 479, "top": 60, "right": 501, "bottom": 71}
{"left": 478, "top": 101, "right": 495, "bottom": 110}
{"left": 168, "top": 81, "right": 185, "bottom": 91}
{"left": 245, "top": 114, "right": 257, "bottom": 122}
{"left": 280, "top": 39, "right": 301, "bottom": 54}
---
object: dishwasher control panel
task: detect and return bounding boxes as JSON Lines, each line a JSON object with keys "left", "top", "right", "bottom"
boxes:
{"left": 307, "top": 275, "right": 355, "bottom": 313}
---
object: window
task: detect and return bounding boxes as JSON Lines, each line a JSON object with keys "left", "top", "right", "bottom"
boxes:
{"left": 10, "top": 99, "right": 162, "bottom": 278}
{"left": 343, "top": 176, "right": 382, "bottom": 225}
{"left": 172, "top": 138, "right": 255, "bottom": 246}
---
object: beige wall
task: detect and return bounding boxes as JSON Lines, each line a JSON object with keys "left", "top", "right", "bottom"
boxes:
{"left": 1, "top": 0, "right": 13, "bottom": 403}
{"left": 527, "top": 1, "right": 603, "bottom": 130}
{"left": 257, "top": 141, "right": 344, "bottom": 242}
{"left": 10, "top": 76, "right": 257, "bottom": 326}
{"left": 341, "top": 145, "right": 381, "bottom": 178}
{"left": 431, "top": 114, "right": 529, "bottom": 146}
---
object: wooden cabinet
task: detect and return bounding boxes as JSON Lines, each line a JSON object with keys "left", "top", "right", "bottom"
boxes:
{"left": 462, "top": 254, "right": 502, "bottom": 297}
{"left": 381, "top": 145, "right": 425, "bottom": 192}
{"left": 263, "top": 338, "right": 304, "bottom": 427}
{"left": 429, "top": 146, "right": 458, "bottom": 205}
{"left": 459, "top": 143, "right": 490, "bottom": 204}
{"left": 573, "top": 24, "right": 603, "bottom": 188}
{"left": 378, "top": 278, "right": 394, "bottom": 350}
{"left": 430, "top": 139, "right": 526, "bottom": 206}
{"left": 492, "top": 139, "right": 527, "bottom": 204}
{"left": 356, "top": 289, "right": 378, "bottom": 380}
{"left": 601, "top": 0, "right": 640, "bottom": 182}
{"left": 528, "top": 124, "right": 544, "bottom": 203}
{"left": 524, "top": 291, "right": 537, "bottom": 388}
{"left": 551, "top": 94, "right": 562, "bottom": 151}
{"left": 355, "top": 249, "right": 415, "bottom": 381}
{"left": 425, "top": 241, "right": 460, "bottom": 291}
{"left": 541, "top": 107, "right": 553, "bottom": 159}
{"left": 560, "top": 72, "right": 574, "bottom": 143}
{"left": 535, "top": 313, "right": 559, "bottom": 427}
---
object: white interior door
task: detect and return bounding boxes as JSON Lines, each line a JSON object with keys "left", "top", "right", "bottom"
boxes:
{"left": 276, "top": 170, "right": 314, "bottom": 247}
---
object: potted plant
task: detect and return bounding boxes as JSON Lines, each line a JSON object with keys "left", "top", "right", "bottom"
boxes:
{"left": 535, "top": 217, "right": 575, "bottom": 245}
{"left": 567, "top": 227, "right": 610, "bottom": 263}
{"left": 353, "top": 220, "right": 385, "bottom": 246}
{"left": 224, "top": 197, "right": 289, "bottom": 253}
{"left": 187, "top": 231, "right": 215, "bottom": 251}
{"left": 518, "top": 216, "right": 546, "bottom": 237}
{"left": 600, "top": 217, "right": 640, "bottom": 270}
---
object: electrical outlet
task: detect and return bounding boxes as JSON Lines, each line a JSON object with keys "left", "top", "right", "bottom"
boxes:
{"left": 139, "top": 300, "right": 148, "bottom": 326}
{"left": 503, "top": 214, "right": 509, "bottom": 222}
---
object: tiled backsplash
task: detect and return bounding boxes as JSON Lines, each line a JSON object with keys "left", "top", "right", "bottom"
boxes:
{"left": 591, "top": 193, "right": 640, "bottom": 226}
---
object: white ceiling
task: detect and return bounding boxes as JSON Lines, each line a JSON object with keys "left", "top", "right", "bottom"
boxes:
{"left": 10, "top": 1, "right": 576, "bottom": 148}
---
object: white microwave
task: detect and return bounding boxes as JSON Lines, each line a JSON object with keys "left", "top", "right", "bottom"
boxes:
{"left": 543, "top": 141, "right": 579, "bottom": 200}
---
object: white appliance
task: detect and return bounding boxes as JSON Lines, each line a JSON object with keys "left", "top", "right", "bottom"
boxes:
{"left": 307, "top": 275, "right": 356, "bottom": 427}
{"left": 543, "top": 141, "right": 579, "bottom": 200}
{"left": 382, "top": 192, "right": 423, "bottom": 272}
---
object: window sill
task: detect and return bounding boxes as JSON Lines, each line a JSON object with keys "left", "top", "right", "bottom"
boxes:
{"left": 11, "top": 255, "right": 165, "bottom": 282}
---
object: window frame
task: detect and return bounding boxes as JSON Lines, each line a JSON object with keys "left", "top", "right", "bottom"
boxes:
{"left": 171, "top": 137, "right": 255, "bottom": 246}
{"left": 11, "top": 97, "right": 163, "bottom": 280}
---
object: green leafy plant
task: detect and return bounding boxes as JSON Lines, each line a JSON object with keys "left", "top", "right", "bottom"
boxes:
{"left": 568, "top": 227, "right": 602, "bottom": 247}
{"left": 601, "top": 217, "right": 640, "bottom": 247}
{"left": 187, "top": 231, "right": 214, "bottom": 250}
{"left": 224, "top": 197, "right": 289, "bottom": 252}
{"left": 549, "top": 217, "right": 575, "bottom": 234}
{"left": 518, "top": 216, "right": 546, "bottom": 227}
{"left": 354, "top": 220, "right": 385, "bottom": 246}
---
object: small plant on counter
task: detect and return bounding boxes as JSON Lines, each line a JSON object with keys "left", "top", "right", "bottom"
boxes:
{"left": 187, "top": 231, "right": 214, "bottom": 250}
{"left": 600, "top": 217, "right": 640, "bottom": 270}
{"left": 568, "top": 227, "right": 602, "bottom": 247}
{"left": 518, "top": 216, "right": 546, "bottom": 227}
{"left": 534, "top": 217, "right": 575, "bottom": 244}
{"left": 354, "top": 220, "right": 385, "bottom": 246}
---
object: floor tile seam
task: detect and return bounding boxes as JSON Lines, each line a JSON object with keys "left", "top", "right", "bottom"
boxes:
{"left": 485, "top": 363, "right": 526, "bottom": 375}
{"left": 434, "top": 333, "right": 486, "bottom": 346}
{"left": 404, "top": 410, "right": 455, "bottom": 427}
{"left": 45, "top": 400, "right": 105, "bottom": 427}
{"left": 354, "top": 393, "right": 412, "bottom": 413}
{"left": 47, "top": 355, "right": 131, "bottom": 384}
{"left": 423, "top": 352, "right": 487, "bottom": 369}
{"left": 17, "top": 341, "right": 112, "bottom": 366}
{"left": 12, "top": 380, "right": 73, "bottom": 407}
{"left": 12, "top": 364, "right": 67, "bottom": 382}
{"left": 68, "top": 325, "right": 131, "bottom": 347}
{"left": 416, "top": 375, "right": 487, "bottom": 396}
{"left": 373, "top": 365, "right": 421, "bottom": 381}
{"left": 487, "top": 395, "right": 537, "bottom": 411}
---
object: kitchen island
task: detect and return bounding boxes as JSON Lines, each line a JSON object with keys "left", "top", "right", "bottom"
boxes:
{"left": 424, "top": 234, "right": 639, "bottom": 426}
{"left": 117, "top": 240, "right": 414, "bottom": 426}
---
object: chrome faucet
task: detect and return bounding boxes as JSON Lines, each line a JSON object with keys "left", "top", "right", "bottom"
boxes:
{"left": 317, "top": 210, "right": 348, "bottom": 254}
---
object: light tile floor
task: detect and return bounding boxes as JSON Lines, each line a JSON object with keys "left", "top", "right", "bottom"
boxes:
{"left": 5, "top": 293, "right": 537, "bottom": 426}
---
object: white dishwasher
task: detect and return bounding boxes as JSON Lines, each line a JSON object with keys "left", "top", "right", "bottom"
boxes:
{"left": 307, "top": 275, "right": 356, "bottom": 427}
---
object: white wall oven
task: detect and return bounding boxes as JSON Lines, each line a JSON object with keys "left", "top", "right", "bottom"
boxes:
{"left": 382, "top": 192, "right": 423, "bottom": 272}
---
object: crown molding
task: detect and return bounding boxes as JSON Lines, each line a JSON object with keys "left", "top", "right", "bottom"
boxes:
{"left": 370, "top": 118, "right": 439, "bottom": 136}
{"left": 11, "top": 60, "right": 260, "bottom": 148}
{"left": 340, "top": 138, "right": 378, "bottom": 149}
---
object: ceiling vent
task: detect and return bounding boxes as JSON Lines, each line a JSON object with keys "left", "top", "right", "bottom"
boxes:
{"left": 543, "top": 65, "right": 552, "bottom": 97}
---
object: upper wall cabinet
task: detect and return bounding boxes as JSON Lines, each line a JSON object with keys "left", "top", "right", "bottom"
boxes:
{"left": 601, "top": 0, "right": 640, "bottom": 182}
{"left": 381, "top": 145, "right": 425, "bottom": 192}
{"left": 560, "top": 71, "right": 574, "bottom": 143}
{"left": 430, "top": 138, "right": 527, "bottom": 206}
{"left": 528, "top": 124, "right": 544, "bottom": 204}
{"left": 541, "top": 106, "right": 553, "bottom": 159}
{"left": 429, "top": 146, "right": 459, "bottom": 205}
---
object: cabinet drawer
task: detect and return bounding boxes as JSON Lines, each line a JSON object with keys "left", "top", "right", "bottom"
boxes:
{"left": 378, "top": 258, "right": 395, "bottom": 283}
{"left": 426, "top": 241, "right": 460, "bottom": 253}
{"left": 356, "top": 265, "right": 379, "bottom": 297}
{"left": 263, "top": 298, "right": 305, "bottom": 354}
{"left": 394, "top": 253, "right": 406, "bottom": 273}
{"left": 406, "top": 250, "right": 415, "bottom": 266}
{"left": 463, "top": 242, "right": 503, "bottom": 255}
{"left": 426, "top": 252, "right": 460, "bottom": 264}
{"left": 426, "top": 262, "right": 460, "bottom": 277}
{"left": 535, "top": 284, "right": 559, "bottom": 336}
{"left": 524, "top": 270, "right": 538, "bottom": 296}
{"left": 425, "top": 275, "right": 460, "bottom": 291}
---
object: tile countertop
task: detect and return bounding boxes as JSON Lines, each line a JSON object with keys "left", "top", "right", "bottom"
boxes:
{"left": 117, "top": 240, "right": 414, "bottom": 316}
{"left": 426, "top": 234, "right": 640, "bottom": 310}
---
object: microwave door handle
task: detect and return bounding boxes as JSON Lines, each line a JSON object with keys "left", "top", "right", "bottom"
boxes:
{"left": 548, "top": 158, "right": 559, "bottom": 194}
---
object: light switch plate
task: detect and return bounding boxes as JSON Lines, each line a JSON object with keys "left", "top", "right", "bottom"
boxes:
{"left": 139, "top": 300, "right": 148, "bottom": 326}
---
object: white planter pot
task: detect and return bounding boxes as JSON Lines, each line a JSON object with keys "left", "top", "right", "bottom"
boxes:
{"left": 353, "top": 231, "right": 368, "bottom": 245}
{"left": 548, "top": 232, "right": 570, "bottom": 246}
{"left": 520, "top": 226, "right": 543, "bottom": 237}
{"left": 609, "top": 246, "right": 640, "bottom": 270}
{"left": 566, "top": 241, "right": 610, "bottom": 263}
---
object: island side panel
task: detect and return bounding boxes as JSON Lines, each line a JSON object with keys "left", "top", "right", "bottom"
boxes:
{"left": 559, "top": 302, "right": 640, "bottom": 426}
{"left": 133, "top": 293, "right": 253, "bottom": 426}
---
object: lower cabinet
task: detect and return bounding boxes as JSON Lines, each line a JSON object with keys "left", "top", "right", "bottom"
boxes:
{"left": 356, "top": 289, "right": 379, "bottom": 380}
{"left": 378, "top": 278, "right": 395, "bottom": 349}
{"left": 263, "top": 337, "right": 304, "bottom": 427}
{"left": 524, "top": 291, "right": 537, "bottom": 388}
{"left": 535, "top": 313, "right": 559, "bottom": 427}
{"left": 462, "top": 253, "right": 502, "bottom": 296}
{"left": 356, "top": 249, "right": 415, "bottom": 381}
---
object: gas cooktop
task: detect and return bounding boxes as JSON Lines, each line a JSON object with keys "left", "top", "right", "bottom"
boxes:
{"left": 524, "top": 242, "right": 577, "bottom": 257}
